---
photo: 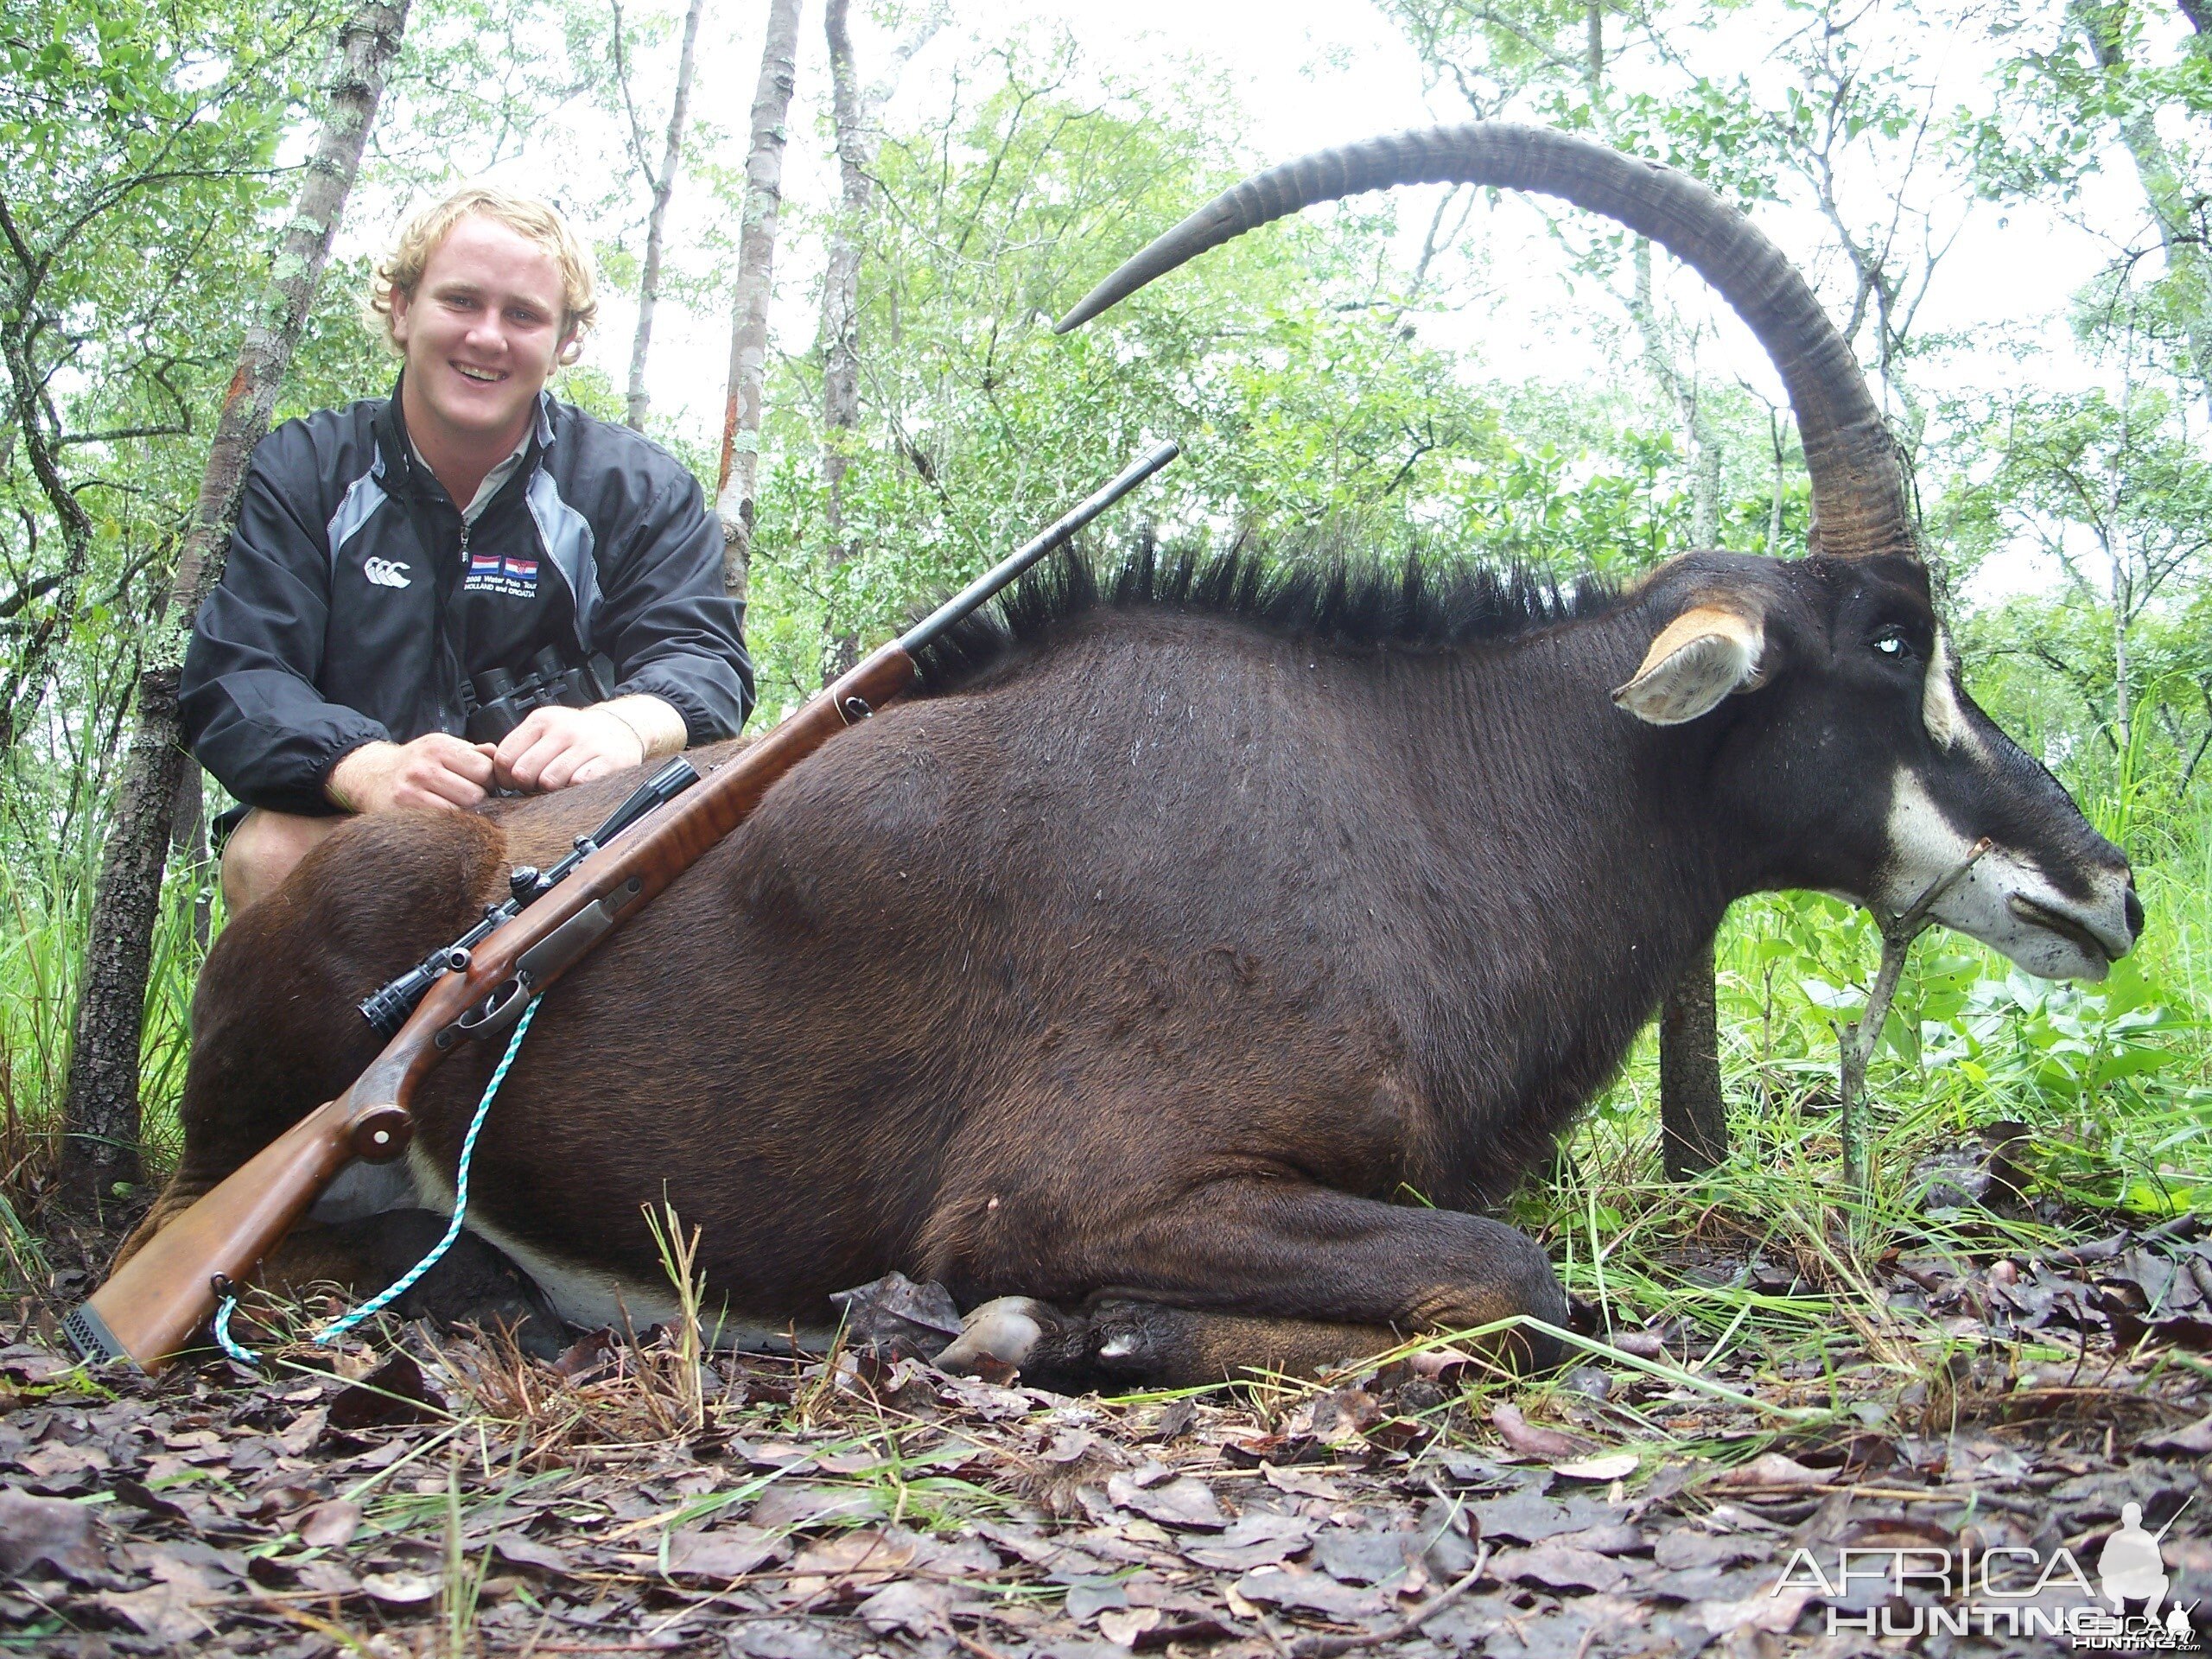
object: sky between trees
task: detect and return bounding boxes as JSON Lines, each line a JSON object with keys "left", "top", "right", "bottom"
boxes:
{"left": 377, "top": 0, "right": 2184, "bottom": 603}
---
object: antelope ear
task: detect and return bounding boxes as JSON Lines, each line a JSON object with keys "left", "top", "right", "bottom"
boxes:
{"left": 1613, "top": 603, "right": 1767, "bottom": 725}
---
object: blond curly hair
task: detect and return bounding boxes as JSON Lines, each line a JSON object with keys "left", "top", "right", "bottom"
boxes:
{"left": 369, "top": 186, "right": 599, "bottom": 362}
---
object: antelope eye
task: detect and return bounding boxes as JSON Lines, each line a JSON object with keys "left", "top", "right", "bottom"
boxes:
{"left": 1870, "top": 626, "right": 1912, "bottom": 659}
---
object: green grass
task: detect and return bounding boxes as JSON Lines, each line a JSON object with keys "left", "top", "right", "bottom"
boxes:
{"left": 0, "top": 830, "right": 213, "bottom": 1235}
{"left": 1515, "top": 780, "right": 2212, "bottom": 1382}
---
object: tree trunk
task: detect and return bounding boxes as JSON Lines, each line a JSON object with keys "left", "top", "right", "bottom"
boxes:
{"left": 817, "top": 0, "right": 867, "bottom": 683}
{"left": 715, "top": 0, "right": 804, "bottom": 603}
{"left": 623, "top": 0, "right": 707, "bottom": 432}
{"left": 816, "top": 0, "right": 943, "bottom": 682}
{"left": 0, "top": 312, "right": 97, "bottom": 757}
{"left": 1625, "top": 238, "right": 1732, "bottom": 1173}
{"left": 2074, "top": 0, "right": 2212, "bottom": 418}
{"left": 55, "top": 0, "right": 410, "bottom": 1216}
{"left": 1660, "top": 939, "right": 1728, "bottom": 1179}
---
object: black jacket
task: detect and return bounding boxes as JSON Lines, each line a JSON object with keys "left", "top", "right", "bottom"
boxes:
{"left": 181, "top": 389, "right": 753, "bottom": 814}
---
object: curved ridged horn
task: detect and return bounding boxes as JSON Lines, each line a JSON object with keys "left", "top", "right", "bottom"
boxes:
{"left": 1056, "top": 124, "right": 1915, "bottom": 562}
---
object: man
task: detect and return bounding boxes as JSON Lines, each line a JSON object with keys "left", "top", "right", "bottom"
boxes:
{"left": 181, "top": 187, "right": 753, "bottom": 912}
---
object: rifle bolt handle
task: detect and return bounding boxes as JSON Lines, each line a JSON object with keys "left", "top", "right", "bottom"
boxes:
{"left": 442, "top": 947, "right": 472, "bottom": 973}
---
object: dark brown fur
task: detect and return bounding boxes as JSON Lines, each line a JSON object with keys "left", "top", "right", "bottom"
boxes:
{"left": 137, "top": 546, "right": 2127, "bottom": 1384}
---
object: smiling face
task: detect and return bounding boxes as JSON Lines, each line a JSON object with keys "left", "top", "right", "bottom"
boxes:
{"left": 1618, "top": 551, "right": 2141, "bottom": 982}
{"left": 389, "top": 213, "right": 573, "bottom": 461}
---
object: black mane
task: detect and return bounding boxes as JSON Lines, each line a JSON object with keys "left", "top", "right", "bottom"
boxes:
{"left": 912, "top": 536, "right": 1623, "bottom": 695}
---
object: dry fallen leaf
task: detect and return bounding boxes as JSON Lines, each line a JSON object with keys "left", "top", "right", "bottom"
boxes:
{"left": 0, "top": 1486, "right": 106, "bottom": 1582}
{"left": 296, "top": 1498, "right": 362, "bottom": 1548}
{"left": 94, "top": 1580, "right": 212, "bottom": 1644}
{"left": 1262, "top": 1462, "right": 1344, "bottom": 1500}
{"left": 1490, "top": 1402, "right": 1584, "bottom": 1460}
{"left": 1653, "top": 1527, "right": 1772, "bottom": 1571}
{"left": 1184, "top": 1512, "right": 1315, "bottom": 1572}
{"left": 327, "top": 1353, "right": 442, "bottom": 1433}
{"left": 1106, "top": 1470, "right": 1229, "bottom": 1530}
{"left": 661, "top": 1522, "right": 779, "bottom": 1580}
{"left": 1097, "top": 1605, "right": 1163, "bottom": 1647}
{"left": 1234, "top": 1563, "right": 1389, "bottom": 1620}
{"left": 1696, "top": 1583, "right": 1815, "bottom": 1636}
{"left": 1713, "top": 1452, "right": 1828, "bottom": 1491}
{"left": 1489, "top": 1540, "right": 1629, "bottom": 1594}
{"left": 827, "top": 1271, "right": 963, "bottom": 1363}
{"left": 492, "top": 1532, "right": 575, "bottom": 1576}
{"left": 360, "top": 1570, "right": 439, "bottom": 1605}
{"left": 2145, "top": 1412, "right": 2212, "bottom": 1455}
{"left": 1551, "top": 1451, "right": 1638, "bottom": 1482}
{"left": 856, "top": 1577, "right": 958, "bottom": 1636}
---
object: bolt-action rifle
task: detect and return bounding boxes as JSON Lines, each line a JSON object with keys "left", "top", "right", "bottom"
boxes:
{"left": 67, "top": 441, "right": 1180, "bottom": 1372}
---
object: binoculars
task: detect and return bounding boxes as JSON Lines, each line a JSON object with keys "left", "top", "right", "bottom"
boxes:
{"left": 465, "top": 646, "right": 619, "bottom": 744}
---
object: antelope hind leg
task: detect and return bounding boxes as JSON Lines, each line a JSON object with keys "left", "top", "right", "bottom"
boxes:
{"left": 939, "top": 1297, "right": 1409, "bottom": 1390}
{"left": 943, "top": 1180, "right": 1568, "bottom": 1389}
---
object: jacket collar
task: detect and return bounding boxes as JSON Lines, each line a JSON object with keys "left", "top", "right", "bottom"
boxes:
{"left": 376, "top": 378, "right": 557, "bottom": 512}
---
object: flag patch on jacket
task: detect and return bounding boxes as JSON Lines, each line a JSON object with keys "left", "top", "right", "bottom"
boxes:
{"left": 464, "top": 547, "right": 540, "bottom": 599}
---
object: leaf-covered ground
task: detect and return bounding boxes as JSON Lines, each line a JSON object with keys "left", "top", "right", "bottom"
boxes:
{"left": 5, "top": 1218, "right": 2209, "bottom": 1658}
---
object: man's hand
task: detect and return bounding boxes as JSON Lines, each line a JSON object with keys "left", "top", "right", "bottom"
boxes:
{"left": 493, "top": 695, "right": 684, "bottom": 792}
{"left": 327, "top": 733, "right": 499, "bottom": 813}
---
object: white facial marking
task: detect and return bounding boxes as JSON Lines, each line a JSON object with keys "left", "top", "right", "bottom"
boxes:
{"left": 1921, "top": 630, "right": 1979, "bottom": 754}
{"left": 1875, "top": 768, "right": 2132, "bottom": 981}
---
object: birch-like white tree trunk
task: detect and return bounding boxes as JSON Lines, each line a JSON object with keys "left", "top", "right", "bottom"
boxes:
{"left": 58, "top": 0, "right": 410, "bottom": 1212}
{"left": 621, "top": 0, "right": 707, "bottom": 431}
{"left": 715, "top": 0, "right": 804, "bottom": 602}
{"left": 816, "top": 0, "right": 939, "bottom": 681}
{"left": 2073, "top": 0, "right": 2212, "bottom": 420}
{"left": 817, "top": 0, "right": 867, "bottom": 681}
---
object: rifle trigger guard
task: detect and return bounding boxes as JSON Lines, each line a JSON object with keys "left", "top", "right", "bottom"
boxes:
{"left": 441, "top": 975, "right": 533, "bottom": 1047}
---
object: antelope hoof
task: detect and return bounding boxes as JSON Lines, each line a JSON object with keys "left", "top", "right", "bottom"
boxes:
{"left": 937, "top": 1296, "right": 1092, "bottom": 1389}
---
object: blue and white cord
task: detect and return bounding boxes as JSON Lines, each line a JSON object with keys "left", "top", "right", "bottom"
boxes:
{"left": 212, "top": 995, "right": 541, "bottom": 1367}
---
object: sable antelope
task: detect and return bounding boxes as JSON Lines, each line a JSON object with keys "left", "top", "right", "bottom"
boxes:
{"left": 129, "top": 125, "right": 2139, "bottom": 1387}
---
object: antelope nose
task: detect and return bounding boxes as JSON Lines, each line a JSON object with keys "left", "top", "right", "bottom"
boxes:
{"left": 2124, "top": 885, "right": 2145, "bottom": 942}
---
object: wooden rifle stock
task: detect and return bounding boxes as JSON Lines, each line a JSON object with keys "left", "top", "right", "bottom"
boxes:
{"left": 69, "top": 441, "right": 1179, "bottom": 1371}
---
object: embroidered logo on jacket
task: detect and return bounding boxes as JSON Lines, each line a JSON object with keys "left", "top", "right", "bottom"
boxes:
{"left": 362, "top": 557, "right": 411, "bottom": 589}
{"left": 463, "top": 550, "right": 540, "bottom": 601}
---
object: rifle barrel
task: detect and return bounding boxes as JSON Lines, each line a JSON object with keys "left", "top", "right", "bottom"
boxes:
{"left": 899, "top": 441, "right": 1179, "bottom": 654}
